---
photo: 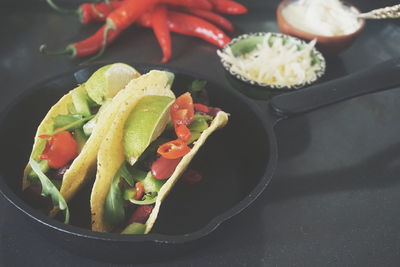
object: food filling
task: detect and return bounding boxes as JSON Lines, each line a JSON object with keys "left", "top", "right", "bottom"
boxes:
{"left": 23, "top": 85, "right": 103, "bottom": 223}
{"left": 103, "top": 82, "right": 219, "bottom": 234}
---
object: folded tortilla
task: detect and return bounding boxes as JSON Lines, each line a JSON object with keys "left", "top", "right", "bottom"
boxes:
{"left": 90, "top": 70, "right": 229, "bottom": 233}
{"left": 22, "top": 66, "right": 141, "bottom": 216}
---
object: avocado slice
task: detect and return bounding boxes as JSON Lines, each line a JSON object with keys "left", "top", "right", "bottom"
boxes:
{"left": 71, "top": 86, "right": 91, "bottom": 117}
{"left": 73, "top": 128, "right": 88, "bottom": 152}
{"left": 123, "top": 95, "right": 174, "bottom": 165}
{"left": 121, "top": 222, "right": 146, "bottom": 234}
{"left": 85, "top": 63, "right": 140, "bottom": 105}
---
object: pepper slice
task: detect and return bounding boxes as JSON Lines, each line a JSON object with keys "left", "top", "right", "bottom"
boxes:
{"left": 175, "top": 124, "right": 192, "bottom": 142}
{"left": 170, "top": 92, "right": 194, "bottom": 126}
{"left": 134, "top": 182, "right": 145, "bottom": 200}
{"left": 39, "top": 131, "right": 78, "bottom": 169}
{"left": 157, "top": 139, "right": 191, "bottom": 159}
{"left": 194, "top": 103, "right": 209, "bottom": 113}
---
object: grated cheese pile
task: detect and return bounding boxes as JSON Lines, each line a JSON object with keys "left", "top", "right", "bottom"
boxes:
{"left": 218, "top": 34, "right": 322, "bottom": 87}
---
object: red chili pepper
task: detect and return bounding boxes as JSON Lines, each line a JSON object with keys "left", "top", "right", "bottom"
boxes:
{"left": 182, "top": 8, "right": 234, "bottom": 32}
{"left": 39, "top": 131, "right": 78, "bottom": 169}
{"left": 151, "top": 5, "right": 172, "bottom": 63}
{"left": 151, "top": 156, "right": 182, "bottom": 180}
{"left": 45, "top": 0, "right": 123, "bottom": 24}
{"left": 138, "top": 12, "right": 153, "bottom": 27}
{"left": 40, "top": 24, "right": 121, "bottom": 58}
{"left": 107, "top": 0, "right": 160, "bottom": 31}
{"left": 128, "top": 205, "right": 153, "bottom": 224}
{"left": 157, "top": 139, "right": 191, "bottom": 159}
{"left": 167, "top": 11, "right": 231, "bottom": 48}
{"left": 194, "top": 103, "right": 210, "bottom": 113}
{"left": 170, "top": 92, "right": 195, "bottom": 126}
{"left": 175, "top": 124, "right": 192, "bottom": 142}
{"left": 134, "top": 182, "right": 145, "bottom": 200}
{"left": 137, "top": 11, "right": 231, "bottom": 48}
{"left": 81, "top": 2, "right": 123, "bottom": 24}
{"left": 182, "top": 169, "right": 203, "bottom": 184}
{"left": 163, "top": 0, "right": 212, "bottom": 10}
{"left": 209, "top": 0, "right": 248, "bottom": 15}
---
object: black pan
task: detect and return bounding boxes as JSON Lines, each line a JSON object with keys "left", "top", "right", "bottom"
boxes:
{"left": 0, "top": 58, "right": 399, "bottom": 263}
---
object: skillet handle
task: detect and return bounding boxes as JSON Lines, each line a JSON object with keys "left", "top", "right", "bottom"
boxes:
{"left": 270, "top": 57, "right": 400, "bottom": 118}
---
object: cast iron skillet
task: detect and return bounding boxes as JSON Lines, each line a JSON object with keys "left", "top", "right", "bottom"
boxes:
{"left": 0, "top": 58, "right": 399, "bottom": 263}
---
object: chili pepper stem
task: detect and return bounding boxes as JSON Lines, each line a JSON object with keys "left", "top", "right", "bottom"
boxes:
{"left": 40, "top": 44, "right": 71, "bottom": 56}
{"left": 46, "top": 0, "right": 78, "bottom": 14}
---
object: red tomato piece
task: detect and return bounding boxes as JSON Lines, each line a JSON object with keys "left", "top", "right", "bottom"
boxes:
{"left": 182, "top": 169, "right": 203, "bottom": 184}
{"left": 170, "top": 92, "right": 194, "bottom": 125}
{"left": 128, "top": 205, "right": 154, "bottom": 224}
{"left": 134, "top": 182, "right": 145, "bottom": 200}
{"left": 194, "top": 103, "right": 209, "bottom": 113}
{"left": 175, "top": 124, "right": 192, "bottom": 142}
{"left": 151, "top": 156, "right": 181, "bottom": 180}
{"left": 157, "top": 139, "right": 191, "bottom": 159}
{"left": 40, "top": 131, "right": 78, "bottom": 169}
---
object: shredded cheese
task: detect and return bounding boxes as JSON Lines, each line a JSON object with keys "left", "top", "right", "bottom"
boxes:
{"left": 218, "top": 33, "right": 324, "bottom": 88}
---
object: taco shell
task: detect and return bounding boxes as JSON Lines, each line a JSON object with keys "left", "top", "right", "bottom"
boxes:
{"left": 90, "top": 70, "right": 229, "bottom": 233}
{"left": 22, "top": 66, "right": 141, "bottom": 216}
{"left": 90, "top": 70, "right": 176, "bottom": 232}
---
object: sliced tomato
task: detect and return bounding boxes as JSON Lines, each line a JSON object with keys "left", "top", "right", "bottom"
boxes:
{"left": 157, "top": 139, "right": 191, "bottom": 159}
{"left": 40, "top": 131, "right": 78, "bottom": 169}
{"left": 175, "top": 124, "right": 192, "bottom": 142}
{"left": 151, "top": 156, "right": 181, "bottom": 180}
{"left": 194, "top": 103, "right": 209, "bottom": 113}
{"left": 170, "top": 92, "right": 194, "bottom": 126}
{"left": 128, "top": 205, "right": 154, "bottom": 224}
{"left": 134, "top": 182, "right": 144, "bottom": 200}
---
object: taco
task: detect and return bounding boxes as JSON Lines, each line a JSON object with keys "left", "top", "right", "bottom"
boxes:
{"left": 90, "top": 70, "right": 229, "bottom": 234}
{"left": 22, "top": 63, "right": 141, "bottom": 222}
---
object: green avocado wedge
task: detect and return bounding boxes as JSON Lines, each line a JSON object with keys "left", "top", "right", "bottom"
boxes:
{"left": 123, "top": 95, "right": 174, "bottom": 165}
{"left": 71, "top": 85, "right": 91, "bottom": 117}
{"left": 85, "top": 63, "right": 140, "bottom": 105}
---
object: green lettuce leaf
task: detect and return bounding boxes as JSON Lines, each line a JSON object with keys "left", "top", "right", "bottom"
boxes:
{"left": 29, "top": 159, "right": 70, "bottom": 224}
{"left": 103, "top": 165, "right": 126, "bottom": 228}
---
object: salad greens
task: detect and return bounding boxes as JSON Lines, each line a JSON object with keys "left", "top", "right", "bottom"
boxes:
{"left": 29, "top": 159, "right": 70, "bottom": 224}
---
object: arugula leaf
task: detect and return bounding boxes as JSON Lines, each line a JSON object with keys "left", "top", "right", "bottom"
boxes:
{"left": 52, "top": 115, "right": 95, "bottom": 135}
{"left": 103, "top": 165, "right": 126, "bottom": 228}
{"left": 53, "top": 114, "right": 84, "bottom": 129}
{"left": 29, "top": 159, "right": 70, "bottom": 224}
{"left": 190, "top": 80, "right": 207, "bottom": 94}
{"left": 189, "top": 80, "right": 207, "bottom": 100}
{"left": 119, "top": 163, "right": 146, "bottom": 186}
{"left": 128, "top": 193, "right": 157, "bottom": 205}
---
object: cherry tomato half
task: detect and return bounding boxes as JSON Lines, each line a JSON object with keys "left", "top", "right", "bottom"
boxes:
{"left": 157, "top": 139, "right": 191, "bottom": 159}
{"left": 128, "top": 205, "right": 154, "bottom": 224}
{"left": 170, "top": 92, "right": 194, "bottom": 126}
{"left": 134, "top": 182, "right": 145, "bottom": 201}
{"left": 151, "top": 156, "right": 181, "bottom": 180}
{"left": 175, "top": 124, "right": 192, "bottom": 142}
{"left": 40, "top": 131, "right": 78, "bottom": 169}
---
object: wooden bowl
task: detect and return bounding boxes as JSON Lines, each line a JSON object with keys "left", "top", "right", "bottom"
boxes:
{"left": 276, "top": 0, "right": 366, "bottom": 54}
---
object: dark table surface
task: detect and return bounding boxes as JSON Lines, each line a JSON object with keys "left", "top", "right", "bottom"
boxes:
{"left": 1, "top": 0, "right": 400, "bottom": 266}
